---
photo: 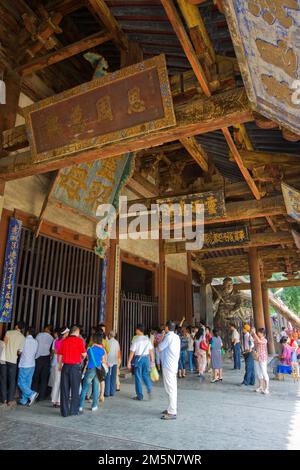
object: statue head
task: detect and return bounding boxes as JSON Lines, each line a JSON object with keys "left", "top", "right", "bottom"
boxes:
{"left": 223, "top": 277, "right": 233, "bottom": 294}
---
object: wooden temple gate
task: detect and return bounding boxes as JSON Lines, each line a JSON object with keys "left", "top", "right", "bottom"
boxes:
{"left": 119, "top": 292, "right": 158, "bottom": 366}
{"left": 10, "top": 227, "right": 101, "bottom": 335}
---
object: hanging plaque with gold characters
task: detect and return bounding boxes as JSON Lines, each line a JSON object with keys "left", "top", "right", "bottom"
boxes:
{"left": 23, "top": 55, "right": 175, "bottom": 164}
{"left": 223, "top": 0, "right": 300, "bottom": 135}
{"left": 281, "top": 182, "right": 300, "bottom": 223}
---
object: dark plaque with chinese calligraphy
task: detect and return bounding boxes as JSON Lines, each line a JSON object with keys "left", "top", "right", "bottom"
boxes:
{"left": 24, "top": 55, "right": 175, "bottom": 163}
{"left": 165, "top": 224, "right": 250, "bottom": 254}
{"left": 148, "top": 190, "right": 226, "bottom": 220}
{"left": 203, "top": 225, "right": 250, "bottom": 248}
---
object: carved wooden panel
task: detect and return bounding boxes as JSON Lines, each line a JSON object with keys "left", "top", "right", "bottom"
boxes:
{"left": 282, "top": 181, "right": 300, "bottom": 222}
{"left": 223, "top": 0, "right": 300, "bottom": 134}
{"left": 23, "top": 55, "right": 175, "bottom": 164}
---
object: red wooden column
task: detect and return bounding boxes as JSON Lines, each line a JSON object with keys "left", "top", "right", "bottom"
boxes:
{"left": 262, "top": 285, "right": 275, "bottom": 354}
{"left": 248, "top": 247, "right": 265, "bottom": 329}
{"left": 158, "top": 236, "right": 167, "bottom": 325}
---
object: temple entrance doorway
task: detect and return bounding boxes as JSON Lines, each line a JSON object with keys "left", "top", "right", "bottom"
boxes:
{"left": 119, "top": 261, "right": 158, "bottom": 365}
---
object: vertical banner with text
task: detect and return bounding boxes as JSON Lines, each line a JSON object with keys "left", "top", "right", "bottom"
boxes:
{"left": 0, "top": 218, "right": 22, "bottom": 323}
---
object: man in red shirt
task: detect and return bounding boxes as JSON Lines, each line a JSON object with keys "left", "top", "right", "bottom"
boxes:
{"left": 58, "top": 326, "right": 87, "bottom": 417}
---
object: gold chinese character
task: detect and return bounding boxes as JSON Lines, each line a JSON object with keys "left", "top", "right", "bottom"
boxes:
{"left": 249, "top": 0, "right": 298, "bottom": 29}
{"left": 46, "top": 115, "right": 60, "bottom": 139}
{"left": 127, "top": 87, "right": 146, "bottom": 114}
{"left": 96, "top": 96, "right": 113, "bottom": 122}
{"left": 59, "top": 167, "right": 88, "bottom": 201}
{"left": 84, "top": 181, "right": 112, "bottom": 211}
{"left": 69, "top": 105, "right": 86, "bottom": 133}
{"left": 96, "top": 158, "right": 119, "bottom": 185}
{"left": 206, "top": 196, "right": 217, "bottom": 216}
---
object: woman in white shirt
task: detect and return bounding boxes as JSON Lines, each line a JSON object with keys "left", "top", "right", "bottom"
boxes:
{"left": 50, "top": 327, "right": 69, "bottom": 407}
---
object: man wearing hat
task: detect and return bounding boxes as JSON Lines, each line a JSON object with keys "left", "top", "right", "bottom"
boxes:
{"left": 241, "top": 324, "right": 255, "bottom": 386}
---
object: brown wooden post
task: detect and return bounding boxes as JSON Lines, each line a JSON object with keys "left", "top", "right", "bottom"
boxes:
{"left": 0, "top": 181, "right": 4, "bottom": 224}
{"left": 262, "top": 285, "right": 275, "bottom": 354}
{"left": 186, "top": 252, "right": 193, "bottom": 323}
{"left": 159, "top": 235, "right": 167, "bottom": 325}
{"left": 101, "top": 41, "right": 143, "bottom": 334}
{"left": 248, "top": 247, "right": 265, "bottom": 329}
{"left": 105, "top": 238, "right": 117, "bottom": 332}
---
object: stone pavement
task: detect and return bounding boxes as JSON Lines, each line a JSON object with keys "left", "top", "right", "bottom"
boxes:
{"left": 1, "top": 360, "right": 300, "bottom": 450}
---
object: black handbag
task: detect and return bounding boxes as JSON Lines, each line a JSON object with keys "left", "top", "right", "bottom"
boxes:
{"left": 89, "top": 346, "right": 108, "bottom": 382}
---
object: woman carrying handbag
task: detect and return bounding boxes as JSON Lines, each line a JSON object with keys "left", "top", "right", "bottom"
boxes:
{"left": 79, "top": 332, "right": 107, "bottom": 412}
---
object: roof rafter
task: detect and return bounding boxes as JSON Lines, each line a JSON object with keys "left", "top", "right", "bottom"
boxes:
{"left": 87, "top": 0, "right": 129, "bottom": 51}
{"left": 161, "top": 0, "right": 261, "bottom": 201}
{"left": 15, "top": 30, "right": 114, "bottom": 76}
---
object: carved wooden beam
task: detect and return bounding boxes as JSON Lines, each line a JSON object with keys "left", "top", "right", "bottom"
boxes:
{"left": 87, "top": 0, "right": 128, "bottom": 51}
{"left": 180, "top": 136, "right": 208, "bottom": 172}
{"left": 161, "top": 0, "right": 211, "bottom": 97}
{"left": 222, "top": 127, "right": 261, "bottom": 200}
{"left": 233, "top": 124, "right": 279, "bottom": 233}
{"left": 15, "top": 30, "right": 113, "bottom": 76}
{"left": 127, "top": 194, "right": 285, "bottom": 226}
{"left": 126, "top": 172, "right": 159, "bottom": 198}
{"left": 237, "top": 279, "right": 300, "bottom": 290}
{"left": 166, "top": 231, "right": 293, "bottom": 254}
{"left": 48, "top": 0, "right": 86, "bottom": 16}
{"left": 24, "top": 12, "right": 63, "bottom": 59}
{"left": 234, "top": 149, "right": 300, "bottom": 168}
{"left": 0, "top": 87, "right": 253, "bottom": 180}
{"left": 162, "top": 0, "right": 261, "bottom": 202}
{"left": 178, "top": 0, "right": 216, "bottom": 64}
{"left": 198, "top": 247, "right": 298, "bottom": 265}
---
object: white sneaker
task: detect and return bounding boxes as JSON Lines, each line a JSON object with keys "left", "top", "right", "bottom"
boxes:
{"left": 28, "top": 392, "right": 39, "bottom": 406}
{"left": 91, "top": 406, "right": 98, "bottom": 412}
{"left": 255, "top": 388, "right": 262, "bottom": 393}
{"left": 79, "top": 407, "right": 83, "bottom": 412}
{"left": 262, "top": 389, "right": 270, "bottom": 395}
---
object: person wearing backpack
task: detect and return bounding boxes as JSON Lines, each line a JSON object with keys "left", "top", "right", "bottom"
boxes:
{"left": 79, "top": 332, "right": 107, "bottom": 412}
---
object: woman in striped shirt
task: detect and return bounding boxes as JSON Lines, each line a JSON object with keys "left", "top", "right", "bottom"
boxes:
{"left": 251, "top": 327, "right": 269, "bottom": 395}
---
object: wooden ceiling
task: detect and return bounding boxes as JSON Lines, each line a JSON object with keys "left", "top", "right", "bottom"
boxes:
{"left": 0, "top": 0, "right": 300, "bottom": 281}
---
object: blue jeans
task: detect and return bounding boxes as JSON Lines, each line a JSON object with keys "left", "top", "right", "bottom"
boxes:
{"left": 187, "top": 351, "right": 194, "bottom": 371}
{"left": 79, "top": 368, "right": 99, "bottom": 409}
{"left": 243, "top": 352, "right": 255, "bottom": 385}
{"left": 134, "top": 355, "right": 152, "bottom": 400}
{"left": 104, "top": 364, "right": 117, "bottom": 397}
{"left": 18, "top": 367, "right": 35, "bottom": 404}
{"left": 178, "top": 350, "right": 187, "bottom": 370}
{"left": 233, "top": 343, "right": 241, "bottom": 369}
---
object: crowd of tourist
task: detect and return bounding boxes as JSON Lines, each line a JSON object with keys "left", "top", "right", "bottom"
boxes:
{"left": 0, "top": 321, "right": 121, "bottom": 417}
{"left": 0, "top": 317, "right": 300, "bottom": 421}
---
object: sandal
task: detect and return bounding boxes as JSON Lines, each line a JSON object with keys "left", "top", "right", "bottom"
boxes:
{"left": 161, "top": 413, "right": 177, "bottom": 420}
